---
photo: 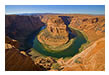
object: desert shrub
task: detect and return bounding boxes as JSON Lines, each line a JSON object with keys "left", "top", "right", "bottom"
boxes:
{"left": 51, "top": 63, "right": 61, "bottom": 70}
{"left": 79, "top": 40, "right": 90, "bottom": 53}
{"left": 74, "top": 57, "right": 82, "bottom": 64}
{"left": 75, "top": 19, "right": 81, "bottom": 26}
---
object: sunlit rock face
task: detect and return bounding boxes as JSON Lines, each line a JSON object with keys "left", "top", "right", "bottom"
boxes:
{"left": 69, "top": 15, "right": 105, "bottom": 42}
{"left": 5, "top": 36, "right": 43, "bottom": 71}
{"left": 38, "top": 17, "right": 69, "bottom": 47}
{"left": 47, "top": 17, "right": 68, "bottom": 37}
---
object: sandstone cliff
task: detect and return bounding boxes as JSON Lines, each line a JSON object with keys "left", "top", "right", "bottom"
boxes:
{"left": 5, "top": 15, "right": 45, "bottom": 49}
{"left": 5, "top": 36, "right": 43, "bottom": 71}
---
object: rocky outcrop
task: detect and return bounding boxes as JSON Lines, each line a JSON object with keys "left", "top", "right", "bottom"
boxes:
{"left": 69, "top": 15, "right": 105, "bottom": 42}
{"left": 47, "top": 17, "right": 68, "bottom": 36}
{"left": 5, "top": 36, "right": 20, "bottom": 49}
{"left": 5, "top": 36, "right": 43, "bottom": 71}
{"left": 62, "top": 37, "right": 105, "bottom": 71}
{"left": 38, "top": 17, "right": 69, "bottom": 47}
{"left": 34, "top": 57, "right": 56, "bottom": 70}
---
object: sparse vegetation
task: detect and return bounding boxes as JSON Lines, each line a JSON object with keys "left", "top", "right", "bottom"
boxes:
{"left": 43, "top": 38, "right": 75, "bottom": 52}
{"left": 79, "top": 41, "right": 90, "bottom": 53}
{"left": 51, "top": 63, "right": 62, "bottom": 70}
{"left": 74, "top": 57, "right": 82, "bottom": 64}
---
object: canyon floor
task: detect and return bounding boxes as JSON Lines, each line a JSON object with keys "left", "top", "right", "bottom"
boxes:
{"left": 5, "top": 14, "right": 105, "bottom": 71}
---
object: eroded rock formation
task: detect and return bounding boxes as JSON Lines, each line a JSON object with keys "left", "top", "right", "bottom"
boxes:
{"left": 38, "top": 17, "right": 69, "bottom": 47}
{"left": 5, "top": 36, "right": 43, "bottom": 71}
{"left": 69, "top": 15, "right": 105, "bottom": 42}
{"left": 34, "top": 57, "right": 56, "bottom": 70}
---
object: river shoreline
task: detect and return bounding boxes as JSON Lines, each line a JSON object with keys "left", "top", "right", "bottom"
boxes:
{"left": 32, "top": 26, "right": 88, "bottom": 58}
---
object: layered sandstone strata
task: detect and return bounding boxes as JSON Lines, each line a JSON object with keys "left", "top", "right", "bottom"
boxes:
{"left": 69, "top": 15, "right": 105, "bottom": 42}
{"left": 62, "top": 37, "right": 105, "bottom": 71}
{"left": 38, "top": 17, "right": 69, "bottom": 47}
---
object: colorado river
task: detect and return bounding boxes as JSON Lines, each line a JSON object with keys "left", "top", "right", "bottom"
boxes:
{"left": 32, "top": 26, "right": 87, "bottom": 58}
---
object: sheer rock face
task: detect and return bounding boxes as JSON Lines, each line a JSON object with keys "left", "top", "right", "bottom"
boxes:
{"left": 5, "top": 15, "right": 45, "bottom": 49}
{"left": 38, "top": 17, "right": 69, "bottom": 47}
{"left": 5, "top": 15, "right": 44, "bottom": 38}
{"left": 5, "top": 36, "right": 43, "bottom": 71}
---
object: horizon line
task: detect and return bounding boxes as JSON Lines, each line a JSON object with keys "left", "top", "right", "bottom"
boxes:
{"left": 5, "top": 12, "right": 105, "bottom": 16}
